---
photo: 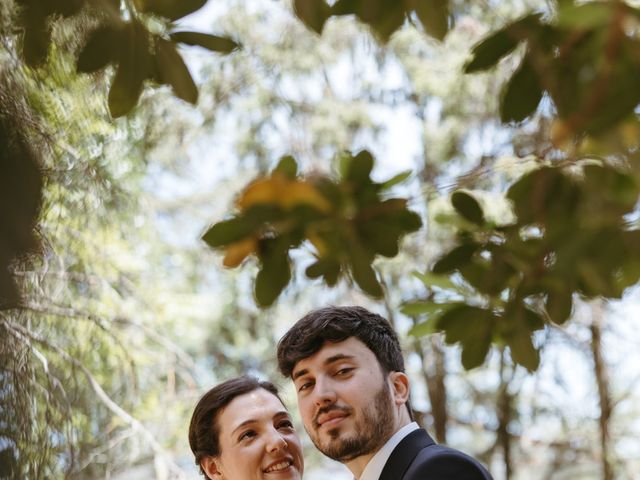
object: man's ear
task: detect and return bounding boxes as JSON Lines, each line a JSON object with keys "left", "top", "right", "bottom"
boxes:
{"left": 201, "top": 456, "right": 223, "bottom": 479}
{"left": 389, "top": 371, "right": 410, "bottom": 406}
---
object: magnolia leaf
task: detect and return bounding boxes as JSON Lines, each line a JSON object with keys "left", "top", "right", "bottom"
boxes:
{"left": 380, "top": 170, "right": 412, "bottom": 190}
{"left": 306, "top": 258, "right": 341, "bottom": 285}
{"left": 432, "top": 242, "right": 478, "bottom": 274}
{"left": 506, "top": 329, "right": 540, "bottom": 372}
{"left": 22, "top": 16, "right": 50, "bottom": 66}
{"left": 223, "top": 237, "right": 257, "bottom": 268}
{"left": 408, "top": 317, "right": 439, "bottom": 337}
{"left": 451, "top": 191, "right": 484, "bottom": 225}
{"left": 344, "top": 150, "right": 374, "bottom": 184}
{"left": 464, "top": 13, "right": 541, "bottom": 73}
{"left": 413, "top": 0, "right": 449, "bottom": 41}
{"left": 155, "top": 37, "right": 198, "bottom": 104}
{"left": 170, "top": 31, "right": 239, "bottom": 53}
{"left": 350, "top": 246, "right": 382, "bottom": 297}
{"left": 401, "top": 300, "right": 450, "bottom": 317}
{"left": 501, "top": 56, "right": 542, "bottom": 123}
{"left": 255, "top": 243, "right": 291, "bottom": 307}
{"left": 435, "top": 304, "right": 495, "bottom": 369}
{"left": 545, "top": 288, "right": 573, "bottom": 324}
{"left": 294, "top": 0, "right": 331, "bottom": 34}
{"left": 77, "top": 25, "right": 121, "bottom": 73}
{"left": 134, "top": 0, "right": 207, "bottom": 21}
{"left": 412, "top": 270, "right": 456, "bottom": 291}
{"left": 108, "top": 22, "right": 152, "bottom": 118}
{"left": 274, "top": 155, "right": 298, "bottom": 179}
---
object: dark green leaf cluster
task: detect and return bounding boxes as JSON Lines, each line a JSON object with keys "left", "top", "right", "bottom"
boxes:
{"left": 203, "top": 152, "right": 422, "bottom": 306}
{"left": 465, "top": 1, "right": 640, "bottom": 136}
{"left": 14, "top": 0, "right": 239, "bottom": 117}
{"left": 294, "top": 0, "right": 450, "bottom": 42}
{"left": 405, "top": 164, "right": 640, "bottom": 372}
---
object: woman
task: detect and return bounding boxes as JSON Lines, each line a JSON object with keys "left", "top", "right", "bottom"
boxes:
{"left": 189, "top": 376, "right": 304, "bottom": 480}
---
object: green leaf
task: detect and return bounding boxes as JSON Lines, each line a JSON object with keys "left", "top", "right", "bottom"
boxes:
{"left": 413, "top": 0, "right": 449, "bottom": 41}
{"left": 464, "top": 26, "right": 518, "bottom": 73}
{"left": 108, "top": 22, "right": 153, "bottom": 118}
{"left": 545, "top": 288, "right": 573, "bottom": 324}
{"left": 344, "top": 150, "right": 374, "bottom": 184}
{"left": 134, "top": 0, "right": 207, "bottom": 21}
{"left": 500, "top": 56, "right": 543, "bottom": 123}
{"left": 451, "top": 191, "right": 484, "bottom": 225}
{"left": 408, "top": 317, "right": 439, "bottom": 337}
{"left": 306, "top": 258, "right": 341, "bottom": 285}
{"left": 274, "top": 155, "right": 298, "bottom": 179}
{"left": 255, "top": 241, "right": 291, "bottom": 307}
{"left": 294, "top": 0, "right": 331, "bottom": 34}
{"left": 380, "top": 170, "right": 412, "bottom": 190}
{"left": 506, "top": 329, "right": 540, "bottom": 372}
{"left": 170, "top": 31, "right": 239, "bottom": 53}
{"left": 77, "top": 25, "right": 121, "bottom": 73}
{"left": 155, "top": 37, "right": 198, "bottom": 104}
{"left": 51, "top": 0, "right": 84, "bottom": 17}
{"left": 21, "top": 15, "right": 50, "bottom": 66}
{"left": 464, "top": 13, "right": 541, "bottom": 73}
{"left": 349, "top": 246, "right": 382, "bottom": 297}
{"left": 432, "top": 242, "right": 478, "bottom": 274}
{"left": 412, "top": 270, "right": 456, "bottom": 291}
{"left": 435, "top": 304, "right": 495, "bottom": 369}
{"left": 556, "top": 1, "right": 614, "bottom": 30}
{"left": 202, "top": 217, "right": 258, "bottom": 248}
{"left": 401, "top": 301, "right": 448, "bottom": 317}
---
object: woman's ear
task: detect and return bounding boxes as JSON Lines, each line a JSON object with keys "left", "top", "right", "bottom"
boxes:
{"left": 201, "top": 456, "right": 223, "bottom": 479}
{"left": 389, "top": 371, "right": 410, "bottom": 406}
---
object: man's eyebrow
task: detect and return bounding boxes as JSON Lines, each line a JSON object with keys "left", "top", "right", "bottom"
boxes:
{"left": 292, "top": 353, "right": 355, "bottom": 380}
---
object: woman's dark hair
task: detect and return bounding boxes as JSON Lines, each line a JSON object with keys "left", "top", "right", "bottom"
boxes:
{"left": 188, "top": 376, "right": 281, "bottom": 478}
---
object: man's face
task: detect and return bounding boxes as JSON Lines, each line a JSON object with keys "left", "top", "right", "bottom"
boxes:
{"left": 291, "top": 337, "right": 397, "bottom": 462}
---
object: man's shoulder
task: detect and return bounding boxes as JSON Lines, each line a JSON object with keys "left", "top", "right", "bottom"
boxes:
{"left": 405, "top": 443, "right": 493, "bottom": 479}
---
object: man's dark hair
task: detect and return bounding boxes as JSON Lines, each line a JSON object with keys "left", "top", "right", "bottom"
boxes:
{"left": 188, "top": 376, "right": 281, "bottom": 479}
{"left": 277, "top": 306, "right": 413, "bottom": 419}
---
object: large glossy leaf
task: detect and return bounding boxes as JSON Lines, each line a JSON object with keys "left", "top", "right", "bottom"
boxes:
{"left": 77, "top": 25, "right": 121, "bottom": 73}
{"left": 255, "top": 240, "right": 291, "bottom": 307}
{"left": 350, "top": 245, "right": 382, "bottom": 297}
{"left": 506, "top": 329, "right": 540, "bottom": 372}
{"left": 344, "top": 150, "right": 374, "bottom": 184}
{"left": 274, "top": 155, "right": 298, "bottom": 179}
{"left": 451, "top": 191, "right": 484, "bottom": 225}
{"left": 134, "top": 0, "right": 207, "bottom": 21}
{"left": 170, "top": 31, "right": 239, "bottom": 53}
{"left": 500, "top": 56, "right": 543, "bottom": 123}
{"left": 413, "top": 0, "right": 449, "bottom": 41}
{"left": 155, "top": 37, "right": 198, "bottom": 104}
{"left": 108, "top": 22, "right": 153, "bottom": 118}
{"left": 464, "top": 13, "right": 541, "bottom": 73}
{"left": 432, "top": 242, "right": 478, "bottom": 274}
{"left": 294, "top": 0, "right": 331, "bottom": 34}
{"left": 21, "top": 15, "right": 50, "bottom": 66}
{"left": 545, "top": 288, "right": 573, "bottom": 324}
{"left": 435, "top": 304, "right": 495, "bottom": 369}
{"left": 412, "top": 270, "right": 456, "bottom": 291}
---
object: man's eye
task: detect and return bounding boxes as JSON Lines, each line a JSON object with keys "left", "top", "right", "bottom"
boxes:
{"left": 336, "top": 368, "right": 353, "bottom": 376}
{"left": 297, "top": 381, "right": 313, "bottom": 392}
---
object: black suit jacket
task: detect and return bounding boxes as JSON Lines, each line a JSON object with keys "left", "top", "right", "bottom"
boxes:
{"left": 378, "top": 429, "right": 492, "bottom": 480}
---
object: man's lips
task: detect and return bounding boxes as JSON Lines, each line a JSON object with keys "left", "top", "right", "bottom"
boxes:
{"left": 314, "top": 406, "right": 351, "bottom": 429}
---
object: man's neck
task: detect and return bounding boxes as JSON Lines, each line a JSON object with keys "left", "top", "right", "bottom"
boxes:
{"left": 344, "top": 412, "right": 413, "bottom": 479}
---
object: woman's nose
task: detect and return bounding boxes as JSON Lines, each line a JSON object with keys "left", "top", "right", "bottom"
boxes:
{"left": 266, "top": 432, "right": 288, "bottom": 452}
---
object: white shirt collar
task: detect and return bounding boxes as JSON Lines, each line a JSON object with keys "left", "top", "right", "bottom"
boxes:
{"left": 358, "top": 422, "right": 419, "bottom": 480}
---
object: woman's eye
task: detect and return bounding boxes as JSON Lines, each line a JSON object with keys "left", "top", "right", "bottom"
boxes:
{"left": 277, "top": 420, "right": 294, "bottom": 430}
{"left": 239, "top": 430, "right": 256, "bottom": 441}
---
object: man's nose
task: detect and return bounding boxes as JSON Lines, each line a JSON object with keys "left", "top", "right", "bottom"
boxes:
{"left": 312, "top": 377, "right": 336, "bottom": 406}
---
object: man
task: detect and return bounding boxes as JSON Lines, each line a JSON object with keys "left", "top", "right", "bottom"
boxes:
{"left": 277, "top": 305, "right": 492, "bottom": 480}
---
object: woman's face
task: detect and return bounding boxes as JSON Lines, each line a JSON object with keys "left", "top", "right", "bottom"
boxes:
{"left": 203, "top": 388, "right": 304, "bottom": 480}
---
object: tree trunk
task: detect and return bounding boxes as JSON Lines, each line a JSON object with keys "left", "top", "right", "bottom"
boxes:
{"left": 497, "top": 350, "right": 513, "bottom": 479}
{"left": 590, "top": 300, "right": 614, "bottom": 480}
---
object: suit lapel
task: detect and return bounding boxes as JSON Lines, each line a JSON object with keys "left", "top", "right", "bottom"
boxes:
{"left": 378, "top": 429, "right": 435, "bottom": 480}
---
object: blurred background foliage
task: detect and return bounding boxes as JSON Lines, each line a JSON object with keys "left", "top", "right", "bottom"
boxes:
{"left": 2, "top": 0, "right": 640, "bottom": 479}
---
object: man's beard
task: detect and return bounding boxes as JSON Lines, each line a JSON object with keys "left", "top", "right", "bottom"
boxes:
{"left": 309, "top": 382, "right": 396, "bottom": 462}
